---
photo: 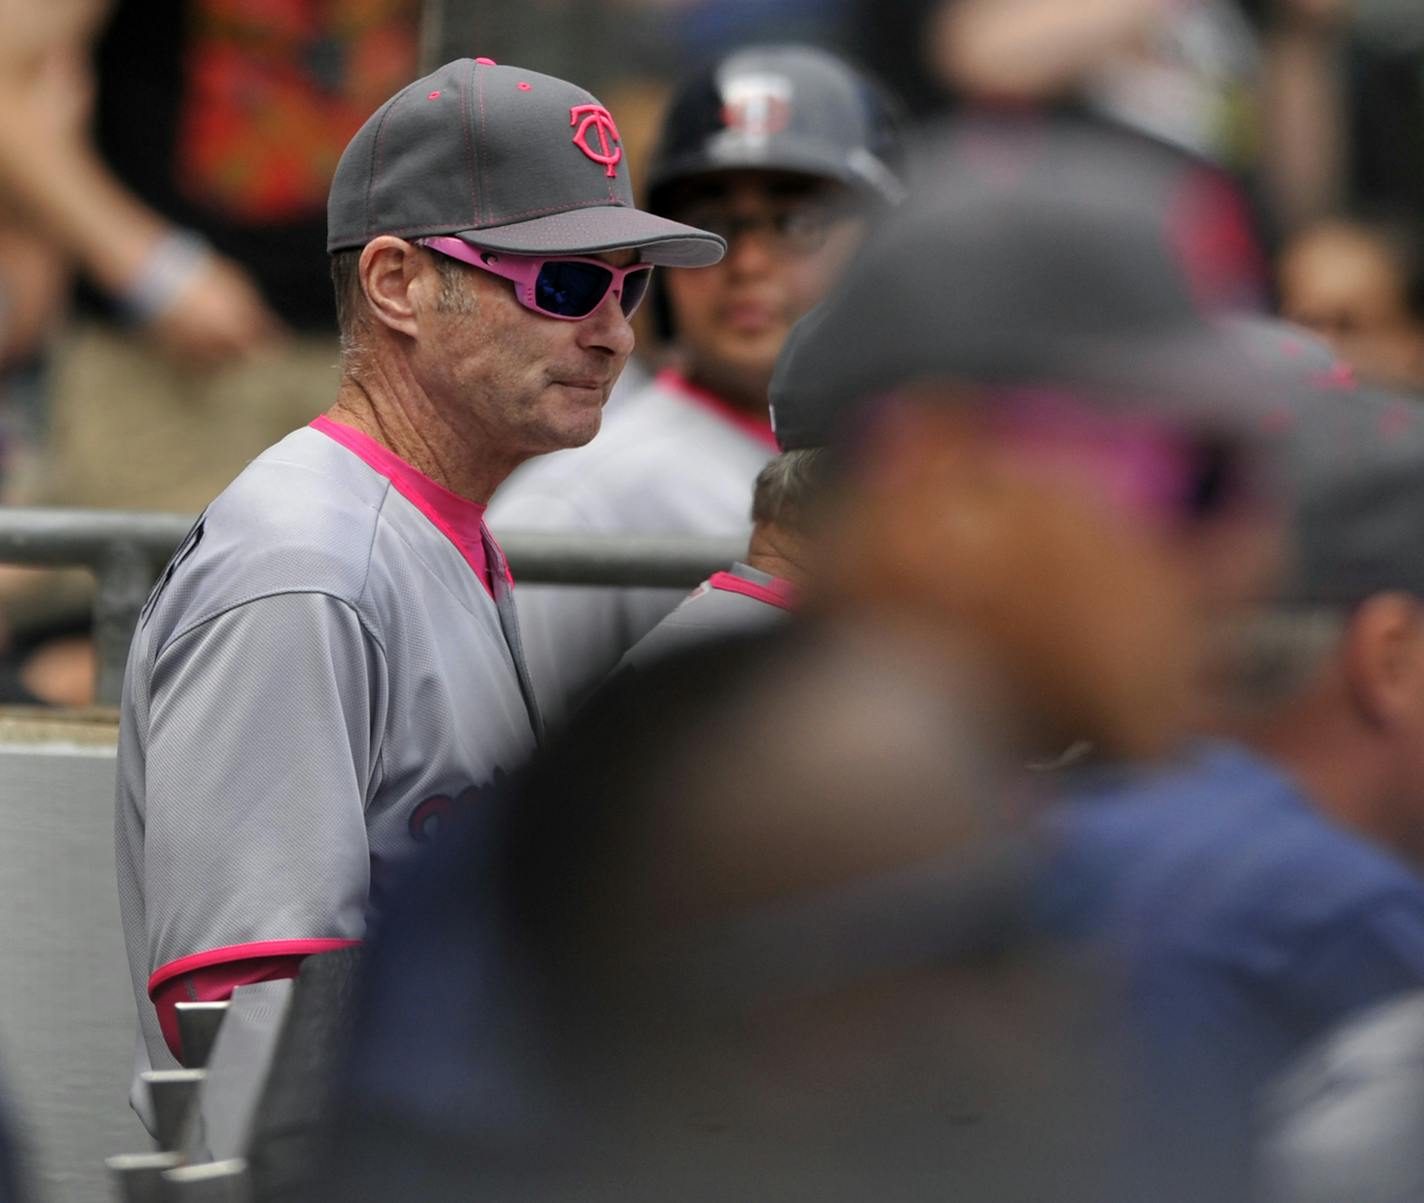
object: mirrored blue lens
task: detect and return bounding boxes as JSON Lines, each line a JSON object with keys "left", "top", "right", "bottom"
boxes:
{"left": 534, "top": 261, "right": 613, "bottom": 317}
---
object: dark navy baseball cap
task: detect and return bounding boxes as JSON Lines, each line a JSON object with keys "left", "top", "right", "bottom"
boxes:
{"left": 328, "top": 58, "right": 726, "bottom": 267}
{"left": 769, "top": 117, "right": 1273, "bottom": 450}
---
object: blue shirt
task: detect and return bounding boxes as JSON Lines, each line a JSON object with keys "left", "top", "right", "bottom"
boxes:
{"left": 1043, "top": 740, "right": 1424, "bottom": 1198}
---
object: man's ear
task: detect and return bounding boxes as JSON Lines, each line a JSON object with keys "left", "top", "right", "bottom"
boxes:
{"left": 1342, "top": 592, "right": 1424, "bottom": 729}
{"left": 358, "top": 236, "right": 427, "bottom": 338}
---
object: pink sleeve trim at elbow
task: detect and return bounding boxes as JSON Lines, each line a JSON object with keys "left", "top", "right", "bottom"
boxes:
{"left": 148, "top": 938, "right": 361, "bottom": 998}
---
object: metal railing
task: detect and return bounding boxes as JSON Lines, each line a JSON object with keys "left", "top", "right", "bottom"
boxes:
{"left": 0, "top": 508, "right": 744, "bottom": 705}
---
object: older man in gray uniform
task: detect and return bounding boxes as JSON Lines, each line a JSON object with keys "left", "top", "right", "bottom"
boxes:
{"left": 113, "top": 56, "right": 722, "bottom": 1127}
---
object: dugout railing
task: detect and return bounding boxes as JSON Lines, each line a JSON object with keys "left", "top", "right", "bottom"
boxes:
{"left": 0, "top": 507, "right": 744, "bottom": 705}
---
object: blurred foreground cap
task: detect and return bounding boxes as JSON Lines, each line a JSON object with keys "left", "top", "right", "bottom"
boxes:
{"left": 646, "top": 44, "right": 906, "bottom": 211}
{"left": 328, "top": 58, "right": 725, "bottom": 267}
{"left": 1271, "top": 384, "right": 1424, "bottom": 608}
{"left": 770, "top": 117, "right": 1271, "bottom": 450}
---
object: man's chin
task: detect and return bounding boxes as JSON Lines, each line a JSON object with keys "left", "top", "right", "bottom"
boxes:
{"left": 546, "top": 410, "right": 604, "bottom": 452}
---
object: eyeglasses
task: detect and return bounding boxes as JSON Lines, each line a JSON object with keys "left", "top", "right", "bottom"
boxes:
{"left": 671, "top": 197, "right": 859, "bottom": 257}
{"left": 418, "top": 236, "right": 654, "bottom": 321}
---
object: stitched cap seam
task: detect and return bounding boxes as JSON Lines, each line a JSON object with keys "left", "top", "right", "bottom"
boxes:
{"left": 467, "top": 61, "right": 485, "bottom": 228}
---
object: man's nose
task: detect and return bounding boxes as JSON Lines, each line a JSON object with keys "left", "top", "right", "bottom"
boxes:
{"left": 577, "top": 293, "right": 636, "bottom": 357}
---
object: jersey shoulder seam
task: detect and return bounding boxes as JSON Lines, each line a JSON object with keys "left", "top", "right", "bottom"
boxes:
{"left": 157, "top": 589, "right": 389, "bottom": 666}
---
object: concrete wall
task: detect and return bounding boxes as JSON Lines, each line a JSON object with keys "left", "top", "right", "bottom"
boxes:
{"left": 0, "top": 711, "right": 148, "bottom": 1203}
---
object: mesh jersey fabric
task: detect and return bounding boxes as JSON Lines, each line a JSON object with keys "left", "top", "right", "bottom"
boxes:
{"left": 486, "top": 371, "right": 776, "bottom": 722}
{"left": 613, "top": 562, "right": 795, "bottom": 675}
{"left": 115, "top": 425, "right": 540, "bottom": 1117}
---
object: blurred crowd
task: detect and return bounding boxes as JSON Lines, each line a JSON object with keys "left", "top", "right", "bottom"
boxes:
{"left": 4, "top": 1, "right": 1424, "bottom": 1201}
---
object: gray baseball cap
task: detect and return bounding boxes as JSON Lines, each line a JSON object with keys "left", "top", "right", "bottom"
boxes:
{"left": 1244, "top": 338, "right": 1424, "bottom": 608}
{"left": 327, "top": 58, "right": 726, "bottom": 267}
{"left": 769, "top": 117, "right": 1273, "bottom": 450}
{"left": 645, "top": 44, "right": 906, "bottom": 211}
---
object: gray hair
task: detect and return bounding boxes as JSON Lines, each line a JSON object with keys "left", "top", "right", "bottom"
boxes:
{"left": 751, "top": 449, "right": 831, "bottom": 533}
{"left": 330, "top": 244, "right": 476, "bottom": 375}
{"left": 330, "top": 248, "right": 366, "bottom": 363}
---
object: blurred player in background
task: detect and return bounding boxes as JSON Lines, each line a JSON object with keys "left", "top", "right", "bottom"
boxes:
{"left": 1046, "top": 339, "right": 1424, "bottom": 1200}
{"left": 113, "top": 56, "right": 721, "bottom": 1133}
{"left": 488, "top": 43, "right": 905, "bottom": 721}
{"left": 612, "top": 448, "right": 825, "bottom": 673}
{"left": 1278, "top": 215, "right": 1424, "bottom": 393}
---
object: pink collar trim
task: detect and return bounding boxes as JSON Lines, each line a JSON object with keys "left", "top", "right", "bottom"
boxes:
{"left": 311, "top": 415, "right": 498, "bottom": 597}
{"left": 709, "top": 569, "right": 798, "bottom": 612}
{"left": 657, "top": 368, "right": 780, "bottom": 452}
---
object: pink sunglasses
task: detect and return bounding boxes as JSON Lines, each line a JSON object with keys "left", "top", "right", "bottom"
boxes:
{"left": 985, "top": 388, "right": 1257, "bottom": 529}
{"left": 419, "top": 236, "right": 653, "bottom": 321}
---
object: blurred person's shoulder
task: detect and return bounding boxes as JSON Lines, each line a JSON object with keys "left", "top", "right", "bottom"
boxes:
{"left": 1045, "top": 740, "right": 1424, "bottom": 952}
{"left": 613, "top": 568, "right": 796, "bottom": 678}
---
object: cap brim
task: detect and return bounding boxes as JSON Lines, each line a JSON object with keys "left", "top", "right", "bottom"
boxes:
{"left": 771, "top": 309, "right": 1287, "bottom": 452}
{"left": 453, "top": 205, "right": 725, "bottom": 267}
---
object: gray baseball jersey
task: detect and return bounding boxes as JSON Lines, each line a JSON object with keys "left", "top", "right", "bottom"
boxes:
{"left": 115, "top": 418, "right": 541, "bottom": 1105}
{"left": 613, "top": 562, "right": 796, "bottom": 674}
{"left": 487, "top": 369, "right": 777, "bottom": 720}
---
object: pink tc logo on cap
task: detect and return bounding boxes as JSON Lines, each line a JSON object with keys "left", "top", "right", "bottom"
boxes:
{"left": 570, "top": 104, "right": 623, "bottom": 177}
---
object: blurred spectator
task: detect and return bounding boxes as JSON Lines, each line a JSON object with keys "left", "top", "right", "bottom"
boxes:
{"left": 0, "top": 0, "right": 423, "bottom": 704}
{"left": 0, "top": 1, "right": 99, "bottom": 496}
{"left": 488, "top": 43, "right": 905, "bottom": 721}
{"left": 0, "top": 2, "right": 109, "bottom": 704}
{"left": 936, "top": 0, "right": 1263, "bottom": 174}
{"left": 34, "top": 0, "right": 423, "bottom": 513}
{"left": 1278, "top": 215, "right": 1424, "bottom": 392}
{"left": 318, "top": 117, "right": 1282, "bottom": 1200}
{"left": 851, "top": 0, "right": 1424, "bottom": 244}
{"left": 1045, "top": 349, "right": 1424, "bottom": 1200}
